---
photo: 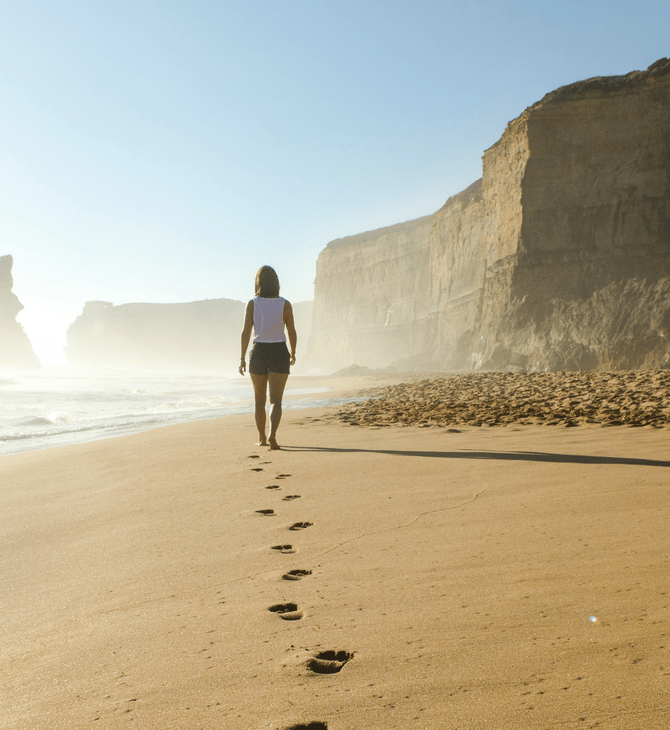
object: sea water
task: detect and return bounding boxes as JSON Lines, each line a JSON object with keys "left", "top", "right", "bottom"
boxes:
{"left": 0, "top": 368, "right": 336, "bottom": 457}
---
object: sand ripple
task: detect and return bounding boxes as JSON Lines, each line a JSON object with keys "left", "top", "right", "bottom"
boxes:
{"left": 333, "top": 370, "right": 670, "bottom": 428}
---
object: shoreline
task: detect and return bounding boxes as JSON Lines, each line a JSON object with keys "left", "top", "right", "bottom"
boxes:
{"left": 6, "top": 368, "right": 668, "bottom": 459}
{"left": 0, "top": 373, "right": 402, "bottom": 459}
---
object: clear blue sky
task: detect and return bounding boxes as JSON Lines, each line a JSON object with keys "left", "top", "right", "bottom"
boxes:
{"left": 1, "top": 0, "right": 668, "bottom": 364}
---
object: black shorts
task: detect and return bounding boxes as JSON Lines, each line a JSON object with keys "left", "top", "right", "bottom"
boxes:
{"left": 249, "top": 341, "right": 291, "bottom": 375}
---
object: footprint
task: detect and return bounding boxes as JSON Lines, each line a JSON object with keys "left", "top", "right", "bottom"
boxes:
{"left": 251, "top": 468, "right": 264, "bottom": 472}
{"left": 283, "top": 723, "right": 328, "bottom": 730}
{"left": 276, "top": 474, "right": 292, "bottom": 479}
{"left": 271, "top": 544, "right": 296, "bottom": 554}
{"left": 268, "top": 602, "right": 303, "bottom": 620}
{"left": 306, "top": 650, "right": 354, "bottom": 674}
{"left": 248, "top": 455, "right": 260, "bottom": 459}
{"left": 282, "top": 569, "right": 312, "bottom": 581}
{"left": 266, "top": 485, "right": 281, "bottom": 490}
{"left": 282, "top": 494, "right": 301, "bottom": 501}
{"left": 256, "top": 509, "right": 275, "bottom": 516}
{"left": 289, "top": 522, "right": 313, "bottom": 531}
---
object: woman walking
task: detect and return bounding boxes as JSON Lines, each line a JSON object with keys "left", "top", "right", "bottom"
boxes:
{"left": 239, "top": 266, "right": 297, "bottom": 450}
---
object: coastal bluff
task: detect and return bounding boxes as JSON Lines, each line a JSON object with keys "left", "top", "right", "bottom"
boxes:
{"left": 307, "top": 59, "right": 670, "bottom": 372}
{"left": 65, "top": 299, "right": 313, "bottom": 372}
{"left": 0, "top": 255, "right": 40, "bottom": 369}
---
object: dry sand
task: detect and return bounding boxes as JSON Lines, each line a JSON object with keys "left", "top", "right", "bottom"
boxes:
{"left": 2, "top": 373, "right": 670, "bottom": 729}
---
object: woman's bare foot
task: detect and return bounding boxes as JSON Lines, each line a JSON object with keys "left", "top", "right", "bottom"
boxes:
{"left": 257, "top": 436, "right": 268, "bottom": 446}
{"left": 268, "top": 436, "right": 281, "bottom": 450}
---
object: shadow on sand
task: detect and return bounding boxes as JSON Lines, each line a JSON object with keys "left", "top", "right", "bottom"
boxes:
{"left": 280, "top": 445, "right": 670, "bottom": 469}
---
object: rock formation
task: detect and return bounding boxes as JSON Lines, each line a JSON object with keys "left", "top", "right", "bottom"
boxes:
{"left": 0, "top": 255, "right": 41, "bottom": 369}
{"left": 65, "top": 299, "right": 313, "bottom": 372}
{"left": 308, "top": 58, "right": 670, "bottom": 372}
{"left": 307, "top": 216, "right": 435, "bottom": 372}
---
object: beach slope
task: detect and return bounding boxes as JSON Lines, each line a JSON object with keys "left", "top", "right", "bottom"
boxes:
{"left": 2, "top": 406, "right": 669, "bottom": 729}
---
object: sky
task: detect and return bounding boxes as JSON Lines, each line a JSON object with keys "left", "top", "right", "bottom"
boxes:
{"left": 1, "top": 0, "right": 668, "bottom": 365}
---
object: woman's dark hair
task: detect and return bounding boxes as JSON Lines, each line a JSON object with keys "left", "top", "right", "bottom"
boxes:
{"left": 255, "top": 266, "right": 280, "bottom": 297}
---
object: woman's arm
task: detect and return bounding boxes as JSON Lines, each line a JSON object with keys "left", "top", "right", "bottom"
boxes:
{"left": 239, "top": 300, "right": 254, "bottom": 375}
{"left": 284, "top": 300, "right": 297, "bottom": 365}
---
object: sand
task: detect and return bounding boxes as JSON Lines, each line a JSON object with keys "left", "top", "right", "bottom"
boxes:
{"left": 2, "top": 373, "right": 670, "bottom": 729}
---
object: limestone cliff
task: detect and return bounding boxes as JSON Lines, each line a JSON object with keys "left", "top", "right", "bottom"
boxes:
{"left": 429, "top": 179, "right": 487, "bottom": 365}
{"left": 476, "top": 57, "right": 670, "bottom": 370}
{"left": 0, "top": 255, "right": 40, "bottom": 369}
{"left": 65, "top": 298, "right": 313, "bottom": 372}
{"left": 307, "top": 216, "right": 435, "bottom": 371}
{"left": 308, "top": 58, "right": 670, "bottom": 372}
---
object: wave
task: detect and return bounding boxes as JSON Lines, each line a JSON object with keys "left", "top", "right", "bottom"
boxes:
{"left": 19, "top": 411, "right": 74, "bottom": 426}
{"left": 1, "top": 422, "right": 101, "bottom": 442}
{"left": 0, "top": 370, "right": 343, "bottom": 458}
{"left": 142, "top": 396, "right": 242, "bottom": 413}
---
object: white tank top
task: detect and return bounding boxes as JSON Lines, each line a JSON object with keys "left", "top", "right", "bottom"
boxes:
{"left": 253, "top": 296, "right": 287, "bottom": 343}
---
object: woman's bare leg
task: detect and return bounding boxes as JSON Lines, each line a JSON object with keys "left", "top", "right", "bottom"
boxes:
{"left": 250, "top": 373, "right": 269, "bottom": 445}
{"left": 267, "top": 371, "right": 289, "bottom": 450}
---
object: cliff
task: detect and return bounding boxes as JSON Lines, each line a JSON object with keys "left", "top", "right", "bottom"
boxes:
{"left": 65, "top": 299, "right": 313, "bottom": 373}
{"left": 429, "top": 179, "right": 487, "bottom": 365}
{"left": 476, "top": 57, "right": 670, "bottom": 370}
{"left": 0, "top": 255, "right": 40, "bottom": 370}
{"left": 308, "top": 216, "right": 435, "bottom": 371}
{"left": 308, "top": 58, "right": 670, "bottom": 372}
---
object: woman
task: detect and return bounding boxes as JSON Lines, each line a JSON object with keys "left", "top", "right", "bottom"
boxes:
{"left": 239, "top": 266, "right": 297, "bottom": 450}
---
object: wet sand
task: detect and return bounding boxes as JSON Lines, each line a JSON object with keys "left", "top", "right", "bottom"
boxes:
{"left": 2, "top": 372, "right": 670, "bottom": 729}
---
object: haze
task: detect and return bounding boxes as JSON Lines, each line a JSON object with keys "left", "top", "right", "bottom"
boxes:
{"left": 1, "top": 0, "right": 667, "bottom": 365}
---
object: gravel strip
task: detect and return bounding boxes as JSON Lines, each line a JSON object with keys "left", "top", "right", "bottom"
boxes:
{"left": 331, "top": 371, "right": 670, "bottom": 428}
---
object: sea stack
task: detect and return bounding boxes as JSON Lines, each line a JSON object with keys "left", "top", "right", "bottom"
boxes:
{"left": 0, "top": 255, "right": 40, "bottom": 370}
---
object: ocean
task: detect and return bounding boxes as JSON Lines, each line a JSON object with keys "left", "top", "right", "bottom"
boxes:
{"left": 0, "top": 368, "right": 338, "bottom": 457}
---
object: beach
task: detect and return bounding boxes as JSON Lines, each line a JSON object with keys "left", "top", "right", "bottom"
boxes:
{"left": 2, "top": 373, "right": 670, "bottom": 729}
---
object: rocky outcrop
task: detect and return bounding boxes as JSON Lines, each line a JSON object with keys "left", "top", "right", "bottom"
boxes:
{"left": 0, "top": 255, "right": 40, "bottom": 369}
{"left": 65, "top": 299, "right": 313, "bottom": 372}
{"left": 308, "top": 58, "right": 670, "bottom": 372}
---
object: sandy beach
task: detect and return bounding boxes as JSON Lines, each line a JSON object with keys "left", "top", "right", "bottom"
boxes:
{"left": 2, "top": 373, "right": 670, "bottom": 729}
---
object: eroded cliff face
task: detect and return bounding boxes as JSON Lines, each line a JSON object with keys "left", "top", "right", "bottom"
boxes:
{"left": 429, "top": 179, "right": 487, "bottom": 365}
{"left": 65, "top": 299, "right": 313, "bottom": 373}
{"left": 476, "top": 57, "right": 670, "bottom": 370}
{"left": 308, "top": 58, "right": 670, "bottom": 372}
{"left": 0, "top": 255, "right": 40, "bottom": 370}
{"left": 308, "top": 216, "right": 435, "bottom": 371}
